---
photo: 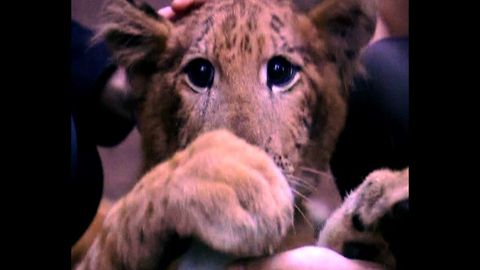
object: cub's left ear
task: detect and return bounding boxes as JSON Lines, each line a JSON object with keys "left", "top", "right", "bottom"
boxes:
{"left": 96, "top": 0, "right": 172, "bottom": 72}
{"left": 309, "top": 0, "right": 376, "bottom": 82}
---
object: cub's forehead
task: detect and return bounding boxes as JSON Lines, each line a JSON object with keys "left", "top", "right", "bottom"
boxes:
{"left": 173, "top": 0, "right": 307, "bottom": 65}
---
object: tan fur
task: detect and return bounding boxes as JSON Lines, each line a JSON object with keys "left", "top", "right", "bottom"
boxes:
{"left": 73, "top": 0, "right": 389, "bottom": 269}
{"left": 76, "top": 130, "right": 295, "bottom": 269}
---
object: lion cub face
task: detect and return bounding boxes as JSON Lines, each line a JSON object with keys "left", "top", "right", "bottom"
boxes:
{"left": 101, "top": 0, "right": 376, "bottom": 181}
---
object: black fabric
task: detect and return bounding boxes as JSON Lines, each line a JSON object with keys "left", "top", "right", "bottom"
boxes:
{"left": 71, "top": 21, "right": 134, "bottom": 147}
{"left": 70, "top": 115, "right": 104, "bottom": 246}
{"left": 331, "top": 37, "right": 409, "bottom": 197}
{"left": 70, "top": 21, "right": 134, "bottom": 246}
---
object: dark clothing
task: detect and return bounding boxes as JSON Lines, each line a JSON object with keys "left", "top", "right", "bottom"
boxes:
{"left": 331, "top": 37, "right": 409, "bottom": 197}
{"left": 70, "top": 21, "right": 134, "bottom": 246}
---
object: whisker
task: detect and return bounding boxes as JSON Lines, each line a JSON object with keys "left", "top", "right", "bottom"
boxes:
{"left": 290, "top": 218, "right": 297, "bottom": 235}
{"left": 287, "top": 175, "right": 317, "bottom": 191}
{"left": 291, "top": 188, "right": 310, "bottom": 202}
{"left": 298, "top": 166, "right": 332, "bottom": 178}
{"left": 289, "top": 180, "right": 313, "bottom": 192}
{"left": 294, "top": 203, "right": 314, "bottom": 230}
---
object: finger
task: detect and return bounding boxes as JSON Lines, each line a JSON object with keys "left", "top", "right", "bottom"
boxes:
{"left": 157, "top": 6, "right": 176, "bottom": 19}
{"left": 171, "top": 0, "right": 206, "bottom": 14}
{"left": 171, "top": 0, "right": 195, "bottom": 12}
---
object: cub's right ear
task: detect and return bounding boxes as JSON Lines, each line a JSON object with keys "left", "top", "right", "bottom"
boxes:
{"left": 96, "top": 0, "right": 172, "bottom": 71}
{"left": 308, "top": 0, "right": 376, "bottom": 95}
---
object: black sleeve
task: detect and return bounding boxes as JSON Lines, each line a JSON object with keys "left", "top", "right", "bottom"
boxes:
{"left": 71, "top": 21, "right": 134, "bottom": 147}
{"left": 330, "top": 37, "right": 409, "bottom": 197}
{"left": 70, "top": 21, "right": 134, "bottom": 246}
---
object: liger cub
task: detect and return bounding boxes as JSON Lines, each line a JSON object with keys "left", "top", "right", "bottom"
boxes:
{"left": 74, "top": 0, "right": 408, "bottom": 269}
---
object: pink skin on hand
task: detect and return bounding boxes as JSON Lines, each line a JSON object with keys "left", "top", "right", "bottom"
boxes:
{"left": 158, "top": 0, "right": 207, "bottom": 20}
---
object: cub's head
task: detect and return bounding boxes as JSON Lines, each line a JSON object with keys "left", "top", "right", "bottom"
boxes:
{"left": 99, "top": 0, "right": 376, "bottom": 185}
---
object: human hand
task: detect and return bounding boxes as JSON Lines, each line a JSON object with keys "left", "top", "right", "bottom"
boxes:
{"left": 228, "top": 246, "right": 385, "bottom": 270}
{"left": 158, "top": 0, "right": 207, "bottom": 20}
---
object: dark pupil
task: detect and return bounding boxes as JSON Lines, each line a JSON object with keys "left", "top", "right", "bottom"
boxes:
{"left": 186, "top": 58, "right": 214, "bottom": 88}
{"left": 267, "top": 56, "right": 295, "bottom": 87}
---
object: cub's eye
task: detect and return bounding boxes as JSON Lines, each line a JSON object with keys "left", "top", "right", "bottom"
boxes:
{"left": 184, "top": 58, "right": 215, "bottom": 93}
{"left": 266, "top": 56, "right": 300, "bottom": 93}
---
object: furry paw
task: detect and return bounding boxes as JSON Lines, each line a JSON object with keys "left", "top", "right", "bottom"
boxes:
{"left": 317, "top": 168, "right": 409, "bottom": 269}
{"left": 161, "top": 130, "right": 294, "bottom": 257}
